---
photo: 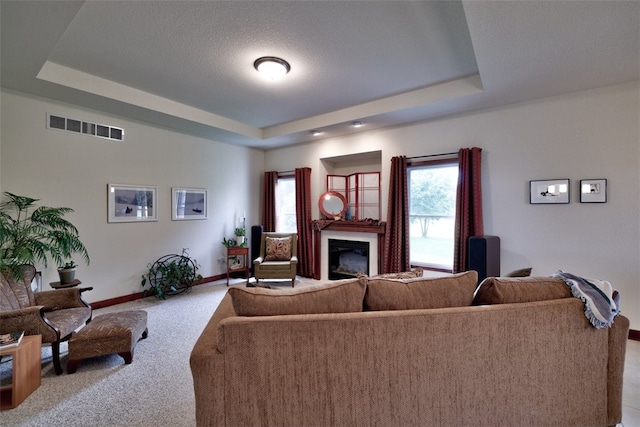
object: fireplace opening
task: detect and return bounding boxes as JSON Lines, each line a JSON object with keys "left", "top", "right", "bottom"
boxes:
{"left": 328, "top": 239, "right": 369, "bottom": 280}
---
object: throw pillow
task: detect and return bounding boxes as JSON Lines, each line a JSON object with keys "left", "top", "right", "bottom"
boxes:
{"left": 472, "top": 276, "right": 571, "bottom": 305}
{"left": 228, "top": 279, "right": 366, "bottom": 316}
{"left": 264, "top": 236, "right": 292, "bottom": 261}
{"left": 362, "top": 271, "right": 478, "bottom": 311}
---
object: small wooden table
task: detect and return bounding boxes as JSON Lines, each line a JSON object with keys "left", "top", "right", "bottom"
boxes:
{"left": 0, "top": 335, "right": 42, "bottom": 410}
{"left": 227, "top": 246, "right": 250, "bottom": 286}
{"left": 49, "top": 279, "right": 82, "bottom": 289}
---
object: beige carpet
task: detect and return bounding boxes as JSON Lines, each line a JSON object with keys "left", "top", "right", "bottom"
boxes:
{"left": 0, "top": 277, "right": 320, "bottom": 426}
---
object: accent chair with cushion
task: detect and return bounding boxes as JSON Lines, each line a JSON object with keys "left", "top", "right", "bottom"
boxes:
{"left": 253, "top": 232, "right": 298, "bottom": 287}
{"left": 0, "top": 265, "right": 92, "bottom": 375}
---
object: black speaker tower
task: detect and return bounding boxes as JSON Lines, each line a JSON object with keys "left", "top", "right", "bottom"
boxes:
{"left": 250, "top": 225, "right": 263, "bottom": 275}
{"left": 468, "top": 235, "right": 500, "bottom": 284}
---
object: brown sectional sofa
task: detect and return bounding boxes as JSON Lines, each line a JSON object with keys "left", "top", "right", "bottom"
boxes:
{"left": 190, "top": 272, "right": 629, "bottom": 427}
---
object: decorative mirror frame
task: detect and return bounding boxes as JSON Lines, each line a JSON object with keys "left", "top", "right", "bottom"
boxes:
{"left": 318, "top": 191, "right": 347, "bottom": 219}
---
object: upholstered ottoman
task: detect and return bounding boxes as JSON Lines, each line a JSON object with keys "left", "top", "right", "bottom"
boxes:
{"left": 67, "top": 310, "right": 148, "bottom": 374}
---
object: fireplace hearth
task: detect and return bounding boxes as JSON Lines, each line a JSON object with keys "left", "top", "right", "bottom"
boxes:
{"left": 328, "top": 239, "right": 369, "bottom": 280}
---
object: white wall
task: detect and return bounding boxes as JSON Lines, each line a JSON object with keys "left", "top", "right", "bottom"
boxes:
{"left": 1, "top": 89, "right": 264, "bottom": 303}
{"left": 2, "top": 82, "right": 638, "bottom": 331}
{"left": 265, "top": 81, "right": 640, "bottom": 330}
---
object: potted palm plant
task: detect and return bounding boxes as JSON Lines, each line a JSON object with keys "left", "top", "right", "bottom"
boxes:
{"left": 0, "top": 192, "right": 90, "bottom": 279}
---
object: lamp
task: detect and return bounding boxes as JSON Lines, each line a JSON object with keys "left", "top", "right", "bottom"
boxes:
{"left": 311, "top": 130, "right": 322, "bottom": 136}
{"left": 254, "top": 57, "right": 291, "bottom": 80}
{"left": 352, "top": 121, "right": 363, "bottom": 128}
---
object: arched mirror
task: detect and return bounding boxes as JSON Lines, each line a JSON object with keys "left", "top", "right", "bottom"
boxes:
{"left": 319, "top": 191, "right": 347, "bottom": 219}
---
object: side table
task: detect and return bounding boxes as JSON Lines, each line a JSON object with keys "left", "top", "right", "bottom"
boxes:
{"left": 0, "top": 335, "right": 42, "bottom": 410}
{"left": 49, "top": 279, "right": 81, "bottom": 289}
{"left": 226, "top": 246, "right": 249, "bottom": 286}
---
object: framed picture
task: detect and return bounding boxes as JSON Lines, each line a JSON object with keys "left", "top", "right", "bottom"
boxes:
{"left": 530, "top": 179, "right": 570, "bottom": 204}
{"left": 108, "top": 184, "right": 157, "bottom": 223}
{"left": 172, "top": 187, "right": 207, "bottom": 220}
{"left": 580, "top": 179, "right": 607, "bottom": 203}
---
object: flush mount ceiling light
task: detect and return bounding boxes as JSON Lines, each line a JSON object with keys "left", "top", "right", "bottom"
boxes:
{"left": 311, "top": 130, "right": 322, "bottom": 136}
{"left": 254, "top": 56, "right": 291, "bottom": 80}
{"left": 352, "top": 121, "right": 364, "bottom": 128}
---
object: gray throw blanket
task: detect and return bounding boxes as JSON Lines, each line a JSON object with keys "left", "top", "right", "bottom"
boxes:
{"left": 553, "top": 270, "right": 620, "bottom": 329}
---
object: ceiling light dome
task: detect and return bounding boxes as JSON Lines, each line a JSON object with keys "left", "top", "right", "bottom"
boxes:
{"left": 254, "top": 56, "right": 291, "bottom": 80}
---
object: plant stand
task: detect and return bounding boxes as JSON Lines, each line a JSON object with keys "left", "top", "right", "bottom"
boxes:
{"left": 143, "top": 252, "right": 200, "bottom": 299}
{"left": 49, "top": 279, "right": 82, "bottom": 289}
{"left": 226, "top": 246, "right": 249, "bottom": 286}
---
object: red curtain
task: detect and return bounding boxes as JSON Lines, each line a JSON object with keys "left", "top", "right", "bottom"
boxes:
{"left": 384, "top": 156, "right": 410, "bottom": 273}
{"left": 261, "top": 171, "right": 278, "bottom": 232}
{"left": 453, "top": 147, "right": 484, "bottom": 273}
{"left": 295, "top": 167, "right": 313, "bottom": 277}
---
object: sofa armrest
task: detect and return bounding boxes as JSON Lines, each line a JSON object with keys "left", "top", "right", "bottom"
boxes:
{"left": 190, "top": 292, "right": 236, "bottom": 427}
{"left": 253, "top": 256, "right": 264, "bottom": 265}
{"left": 34, "top": 287, "right": 92, "bottom": 310}
{"left": 290, "top": 256, "right": 298, "bottom": 264}
{"left": 606, "top": 314, "right": 630, "bottom": 426}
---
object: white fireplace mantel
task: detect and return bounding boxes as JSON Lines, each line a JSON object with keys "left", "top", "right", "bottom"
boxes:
{"left": 311, "top": 220, "right": 386, "bottom": 280}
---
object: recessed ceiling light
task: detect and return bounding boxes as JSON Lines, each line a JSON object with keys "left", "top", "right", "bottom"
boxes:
{"left": 254, "top": 56, "right": 291, "bottom": 80}
{"left": 352, "top": 121, "right": 363, "bottom": 128}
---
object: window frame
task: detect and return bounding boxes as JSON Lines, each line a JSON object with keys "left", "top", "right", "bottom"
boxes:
{"left": 407, "top": 157, "right": 459, "bottom": 272}
{"left": 275, "top": 173, "right": 297, "bottom": 233}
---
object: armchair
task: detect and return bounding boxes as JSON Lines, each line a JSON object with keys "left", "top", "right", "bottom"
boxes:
{"left": 253, "top": 232, "right": 298, "bottom": 287}
{"left": 0, "top": 266, "right": 92, "bottom": 375}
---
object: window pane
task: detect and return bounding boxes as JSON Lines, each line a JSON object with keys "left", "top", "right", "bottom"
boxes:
{"left": 409, "top": 163, "right": 458, "bottom": 269}
{"left": 276, "top": 177, "right": 297, "bottom": 233}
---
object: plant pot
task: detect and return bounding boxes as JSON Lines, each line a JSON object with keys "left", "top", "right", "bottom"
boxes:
{"left": 235, "top": 236, "right": 245, "bottom": 246}
{"left": 58, "top": 267, "right": 77, "bottom": 284}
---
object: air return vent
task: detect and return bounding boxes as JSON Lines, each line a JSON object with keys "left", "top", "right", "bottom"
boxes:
{"left": 47, "top": 114, "right": 124, "bottom": 142}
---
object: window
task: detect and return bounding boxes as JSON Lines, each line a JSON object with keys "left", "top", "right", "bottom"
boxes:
{"left": 276, "top": 176, "right": 296, "bottom": 232}
{"left": 408, "top": 160, "right": 458, "bottom": 270}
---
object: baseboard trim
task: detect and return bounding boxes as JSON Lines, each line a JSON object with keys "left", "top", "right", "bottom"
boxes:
{"left": 90, "top": 274, "right": 223, "bottom": 309}
{"left": 629, "top": 329, "right": 640, "bottom": 341}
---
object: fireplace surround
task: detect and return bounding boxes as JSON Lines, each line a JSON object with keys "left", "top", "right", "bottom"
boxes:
{"left": 312, "top": 220, "right": 386, "bottom": 280}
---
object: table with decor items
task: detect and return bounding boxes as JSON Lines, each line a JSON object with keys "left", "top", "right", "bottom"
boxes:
{"left": 0, "top": 335, "right": 42, "bottom": 410}
{"left": 226, "top": 246, "right": 249, "bottom": 286}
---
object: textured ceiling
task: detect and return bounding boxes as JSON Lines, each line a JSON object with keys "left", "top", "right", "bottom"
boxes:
{"left": 1, "top": 1, "right": 638, "bottom": 149}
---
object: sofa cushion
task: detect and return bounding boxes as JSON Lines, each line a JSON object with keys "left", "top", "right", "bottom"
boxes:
{"left": 362, "top": 271, "right": 478, "bottom": 311}
{"left": 264, "top": 236, "right": 292, "bottom": 261}
{"left": 228, "top": 279, "right": 365, "bottom": 316}
{"left": 472, "top": 276, "right": 571, "bottom": 305}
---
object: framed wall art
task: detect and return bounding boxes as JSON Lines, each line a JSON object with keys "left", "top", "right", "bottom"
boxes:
{"left": 529, "top": 179, "right": 570, "bottom": 204}
{"left": 580, "top": 179, "right": 607, "bottom": 203}
{"left": 108, "top": 184, "right": 157, "bottom": 223}
{"left": 172, "top": 187, "right": 207, "bottom": 220}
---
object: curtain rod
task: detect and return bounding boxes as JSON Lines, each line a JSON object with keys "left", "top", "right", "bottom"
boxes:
{"left": 278, "top": 169, "right": 295, "bottom": 175}
{"left": 406, "top": 151, "right": 458, "bottom": 160}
